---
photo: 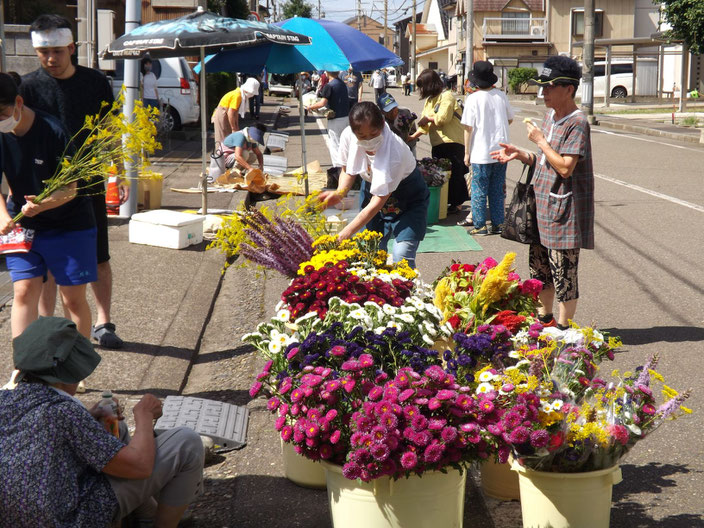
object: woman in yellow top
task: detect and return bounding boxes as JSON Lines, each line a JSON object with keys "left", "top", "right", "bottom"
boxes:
{"left": 211, "top": 77, "right": 260, "bottom": 144}
{"left": 410, "top": 69, "right": 469, "bottom": 213}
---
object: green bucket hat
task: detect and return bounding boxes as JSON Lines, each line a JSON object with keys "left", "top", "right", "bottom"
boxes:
{"left": 13, "top": 317, "right": 101, "bottom": 384}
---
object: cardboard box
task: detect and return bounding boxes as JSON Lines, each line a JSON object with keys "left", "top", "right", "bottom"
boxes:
{"left": 137, "top": 174, "right": 163, "bottom": 210}
{"left": 129, "top": 210, "right": 205, "bottom": 249}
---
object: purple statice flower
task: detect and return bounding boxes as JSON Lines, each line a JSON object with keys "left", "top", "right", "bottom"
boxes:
{"left": 509, "top": 426, "right": 530, "bottom": 444}
{"left": 657, "top": 390, "right": 691, "bottom": 421}
{"left": 401, "top": 450, "right": 418, "bottom": 470}
{"left": 281, "top": 425, "right": 293, "bottom": 441}
{"left": 342, "top": 462, "right": 362, "bottom": 480}
{"left": 423, "top": 442, "right": 445, "bottom": 463}
{"left": 636, "top": 354, "right": 660, "bottom": 386}
{"left": 370, "top": 442, "right": 391, "bottom": 461}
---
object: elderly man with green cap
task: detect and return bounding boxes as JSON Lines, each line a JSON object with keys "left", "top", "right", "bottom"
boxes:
{"left": 0, "top": 317, "right": 204, "bottom": 527}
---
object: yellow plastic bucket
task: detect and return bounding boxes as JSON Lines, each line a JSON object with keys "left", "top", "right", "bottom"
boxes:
{"left": 280, "top": 440, "right": 327, "bottom": 489}
{"left": 323, "top": 462, "right": 466, "bottom": 528}
{"left": 512, "top": 461, "right": 622, "bottom": 528}
{"left": 481, "top": 459, "right": 520, "bottom": 501}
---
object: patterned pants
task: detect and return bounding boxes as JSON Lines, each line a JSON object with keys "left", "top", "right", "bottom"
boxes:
{"left": 529, "top": 244, "right": 580, "bottom": 302}
{"left": 470, "top": 162, "right": 506, "bottom": 228}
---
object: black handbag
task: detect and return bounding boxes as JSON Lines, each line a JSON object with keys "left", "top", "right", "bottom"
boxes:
{"left": 501, "top": 160, "right": 540, "bottom": 245}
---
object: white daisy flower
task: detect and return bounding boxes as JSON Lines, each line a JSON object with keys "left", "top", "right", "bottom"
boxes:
{"left": 364, "top": 301, "right": 381, "bottom": 310}
{"left": 375, "top": 326, "right": 387, "bottom": 334}
{"left": 425, "top": 303, "right": 437, "bottom": 313}
{"left": 541, "top": 402, "right": 553, "bottom": 413}
{"left": 537, "top": 387, "right": 552, "bottom": 397}
{"left": 294, "top": 312, "right": 318, "bottom": 324}
{"left": 478, "top": 371, "right": 496, "bottom": 382}
{"left": 275, "top": 309, "right": 291, "bottom": 322}
{"left": 401, "top": 305, "right": 416, "bottom": 313}
{"left": 627, "top": 424, "right": 642, "bottom": 436}
{"left": 516, "top": 359, "right": 531, "bottom": 368}
{"left": 382, "top": 304, "right": 397, "bottom": 315}
{"left": 508, "top": 351, "right": 521, "bottom": 359}
{"left": 396, "top": 313, "right": 415, "bottom": 324}
{"left": 269, "top": 329, "right": 283, "bottom": 340}
{"left": 475, "top": 383, "right": 495, "bottom": 394}
{"left": 268, "top": 341, "right": 282, "bottom": 354}
{"left": 412, "top": 298, "right": 426, "bottom": 310}
{"left": 241, "top": 332, "right": 254, "bottom": 342}
{"left": 274, "top": 300, "right": 285, "bottom": 311}
{"left": 422, "top": 334, "right": 435, "bottom": 346}
{"left": 424, "top": 321, "right": 438, "bottom": 336}
{"left": 350, "top": 309, "right": 367, "bottom": 320}
{"left": 551, "top": 400, "right": 564, "bottom": 411}
{"left": 387, "top": 321, "right": 400, "bottom": 329}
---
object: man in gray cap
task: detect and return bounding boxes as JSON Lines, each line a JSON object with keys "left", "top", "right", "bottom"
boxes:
{"left": 0, "top": 317, "right": 204, "bottom": 527}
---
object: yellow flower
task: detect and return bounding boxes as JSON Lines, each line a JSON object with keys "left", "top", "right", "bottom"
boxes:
{"left": 474, "top": 252, "right": 516, "bottom": 315}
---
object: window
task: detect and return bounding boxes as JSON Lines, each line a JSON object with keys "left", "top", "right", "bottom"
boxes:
{"left": 572, "top": 10, "right": 604, "bottom": 38}
{"left": 501, "top": 12, "right": 530, "bottom": 35}
{"left": 429, "top": 61, "right": 439, "bottom": 70}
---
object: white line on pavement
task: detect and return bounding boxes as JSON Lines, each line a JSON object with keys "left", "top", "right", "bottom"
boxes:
{"left": 595, "top": 173, "right": 704, "bottom": 213}
{"left": 593, "top": 128, "right": 704, "bottom": 153}
{"left": 313, "top": 116, "right": 333, "bottom": 155}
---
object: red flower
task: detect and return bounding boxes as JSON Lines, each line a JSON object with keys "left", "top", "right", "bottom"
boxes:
{"left": 492, "top": 310, "right": 526, "bottom": 333}
{"left": 448, "top": 314, "right": 461, "bottom": 329}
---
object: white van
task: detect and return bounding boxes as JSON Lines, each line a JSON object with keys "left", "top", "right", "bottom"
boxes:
{"left": 106, "top": 57, "right": 200, "bottom": 130}
{"left": 580, "top": 58, "right": 657, "bottom": 99}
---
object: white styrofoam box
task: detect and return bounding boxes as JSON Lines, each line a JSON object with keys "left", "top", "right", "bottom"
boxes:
{"left": 129, "top": 209, "right": 205, "bottom": 249}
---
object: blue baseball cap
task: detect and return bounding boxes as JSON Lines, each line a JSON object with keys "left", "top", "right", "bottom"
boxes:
{"left": 377, "top": 93, "right": 398, "bottom": 113}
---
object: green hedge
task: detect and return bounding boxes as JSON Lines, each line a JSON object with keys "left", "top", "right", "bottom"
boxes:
{"left": 508, "top": 67, "right": 538, "bottom": 94}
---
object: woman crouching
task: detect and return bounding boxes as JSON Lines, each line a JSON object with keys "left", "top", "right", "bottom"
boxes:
{"left": 319, "top": 102, "right": 429, "bottom": 268}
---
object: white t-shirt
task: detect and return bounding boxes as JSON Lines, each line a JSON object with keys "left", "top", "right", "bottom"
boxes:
{"left": 339, "top": 124, "right": 417, "bottom": 196}
{"left": 461, "top": 88, "right": 515, "bottom": 164}
{"left": 142, "top": 72, "right": 158, "bottom": 100}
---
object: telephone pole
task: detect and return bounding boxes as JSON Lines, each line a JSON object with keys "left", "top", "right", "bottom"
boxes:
{"left": 318, "top": 0, "right": 321, "bottom": 18}
{"left": 384, "top": 0, "right": 388, "bottom": 50}
{"left": 411, "top": 0, "right": 417, "bottom": 87}
{"left": 582, "top": 0, "right": 597, "bottom": 124}
{"left": 357, "top": 0, "right": 362, "bottom": 31}
{"left": 464, "top": 0, "right": 473, "bottom": 82}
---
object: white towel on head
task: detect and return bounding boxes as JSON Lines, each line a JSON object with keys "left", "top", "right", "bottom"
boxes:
{"left": 341, "top": 123, "right": 417, "bottom": 196}
{"left": 238, "top": 78, "right": 261, "bottom": 118}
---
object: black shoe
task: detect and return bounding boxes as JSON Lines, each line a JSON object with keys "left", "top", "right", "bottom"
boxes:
{"left": 447, "top": 205, "right": 461, "bottom": 215}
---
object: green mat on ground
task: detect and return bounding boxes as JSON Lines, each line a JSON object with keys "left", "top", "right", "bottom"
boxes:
{"left": 390, "top": 225, "right": 482, "bottom": 253}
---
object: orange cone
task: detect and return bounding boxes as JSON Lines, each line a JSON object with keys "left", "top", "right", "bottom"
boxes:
{"left": 105, "top": 171, "right": 120, "bottom": 216}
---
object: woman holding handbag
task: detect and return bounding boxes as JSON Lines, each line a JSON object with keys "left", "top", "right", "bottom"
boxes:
{"left": 491, "top": 55, "right": 594, "bottom": 332}
{"left": 409, "top": 69, "right": 469, "bottom": 214}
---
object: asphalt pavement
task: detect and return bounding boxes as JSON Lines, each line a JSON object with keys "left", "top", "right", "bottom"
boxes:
{"left": 1, "top": 87, "right": 703, "bottom": 527}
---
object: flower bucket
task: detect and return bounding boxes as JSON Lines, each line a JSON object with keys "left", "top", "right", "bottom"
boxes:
{"left": 511, "top": 461, "right": 622, "bottom": 528}
{"left": 438, "top": 178, "right": 450, "bottom": 220}
{"left": 281, "top": 440, "right": 327, "bottom": 489}
{"left": 480, "top": 459, "right": 520, "bottom": 501}
{"left": 426, "top": 185, "right": 441, "bottom": 225}
{"left": 323, "top": 461, "right": 466, "bottom": 528}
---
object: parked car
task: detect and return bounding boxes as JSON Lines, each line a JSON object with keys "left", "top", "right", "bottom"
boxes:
{"left": 579, "top": 58, "right": 657, "bottom": 99}
{"left": 105, "top": 57, "right": 200, "bottom": 130}
{"left": 268, "top": 73, "right": 295, "bottom": 96}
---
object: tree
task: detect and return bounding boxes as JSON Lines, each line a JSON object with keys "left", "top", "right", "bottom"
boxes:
{"left": 208, "top": 0, "right": 251, "bottom": 20}
{"left": 282, "top": 0, "right": 313, "bottom": 19}
{"left": 507, "top": 67, "right": 538, "bottom": 94}
{"left": 659, "top": 0, "right": 704, "bottom": 55}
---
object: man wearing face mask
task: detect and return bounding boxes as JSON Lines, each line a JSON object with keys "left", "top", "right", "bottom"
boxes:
{"left": 20, "top": 14, "right": 124, "bottom": 351}
{"left": 211, "top": 77, "right": 260, "bottom": 144}
{"left": 318, "top": 102, "right": 429, "bottom": 268}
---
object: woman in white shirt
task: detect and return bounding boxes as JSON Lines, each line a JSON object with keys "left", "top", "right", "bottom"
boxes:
{"left": 319, "top": 102, "right": 429, "bottom": 268}
{"left": 141, "top": 58, "right": 159, "bottom": 110}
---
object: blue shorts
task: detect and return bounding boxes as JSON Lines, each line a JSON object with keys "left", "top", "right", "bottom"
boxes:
{"left": 6, "top": 228, "right": 98, "bottom": 286}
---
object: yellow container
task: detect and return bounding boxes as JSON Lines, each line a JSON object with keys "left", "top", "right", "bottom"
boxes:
{"left": 281, "top": 440, "right": 327, "bottom": 489}
{"left": 480, "top": 459, "right": 520, "bottom": 501}
{"left": 512, "top": 461, "right": 622, "bottom": 528}
{"left": 438, "top": 176, "right": 450, "bottom": 220}
{"left": 323, "top": 461, "right": 466, "bottom": 528}
{"left": 137, "top": 173, "right": 163, "bottom": 210}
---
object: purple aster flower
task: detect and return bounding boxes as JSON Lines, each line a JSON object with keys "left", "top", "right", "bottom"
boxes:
{"left": 394, "top": 372, "right": 410, "bottom": 388}
{"left": 267, "top": 397, "right": 280, "bottom": 411}
{"left": 414, "top": 430, "right": 431, "bottom": 446}
{"left": 411, "top": 414, "right": 428, "bottom": 431}
{"left": 478, "top": 398, "right": 495, "bottom": 414}
{"left": 325, "top": 380, "right": 342, "bottom": 391}
{"left": 368, "top": 386, "right": 384, "bottom": 401}
{"left": 359, "top": 354, "right": 374, "bottom": 368}
{"left": 454, "top": 394, "right": 473, "bottom": 411}
{"left": 403, "top": 405, "right": 420, "bottom": 420}
{"left": 275, "top": 415, "right": 286, "bottom": 431}
{"left": 279, "top": 403, "right": 289, "bottom": 416}
{"left": 325, "top": 409, "right": 338, "bottom": 422}
{"left": 286, "top": 347, "right": 299, "bottom": 360}
{"left": 436, "top": 389, "right": 456, "bottom": 401}
{"left": 428, "top": 398, "right": 442, "bottom": 411}
{"left": 425, "top": 365, "right": 447, "bottom": 383}
{"left": 423, "top": 442, "right": 445, "bottom": 463}
{"left": 301, "top": 374, "right": 323, "bottom": 387}
{"left": 399, "top": 389, "right": 415, "bottom": 402}
{"left": 249, "top": 381, "right": 262, "bottom": 398}
{"left": 509, "top": 426, "right": 530, "bottom": 444}
{"left": 281, "top": 426, "right": 293, "bottom": 441}
{"left": 371, "top": 425, "right": 388, "bottom": 442}
{"left": 400, "top": 450, "right": 418, "bottom": 469}
{"left": 305, "top": 422, "right": 320, "bottom": 438}
{"left": 375, "top": 400, "right": 392, "bottom": 415}
{"left": 502, "top": 410, "right": 522, "bottom": 429}
{"left": 414, "top": 397, "right": 429, "bottom": 406}
{"left": 441, "top": 426, "right": 458, "bottom": 443}
{"left": 330, "top": 429, "right": 342, "bottom": 444}
{"left": 341, "top": 360, "right": 362, "bottom": 371}
{"left": 384, "top": 387, "right": 400, "bottom": 402}
{"left": 530, "top": 429, "right": 550, "bottom": 448}
{"left": 342, "top": 462, "right": 362, "bottom": 480}
{"left": 330, "top": 345, "right": 347, "bottom": 357}
{"left": 428, "top": 418, "right": 447, "bottom": 431}
{"left": 290, "top": 388, "right": 304, "bottom": 403}
{"left": 487, "top": 424, "right": 503, "bottom": 436}
{"left": 319, "top": 444, "right": 333, "bottom": 459}
{"left": 341, "top": 378, "right": 356, "bottom": 393}
{"left": 381, "top": 412, "right": 399, "bottom": 429}
{"left": 370, "top": 442, "right": 391, "bottom": 461}
{"left": 293, "top": 429, "right": 304, "bottom": 443}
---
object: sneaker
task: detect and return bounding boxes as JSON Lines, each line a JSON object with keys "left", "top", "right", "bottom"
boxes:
{"left": 489, "top": 224, "right": 502, "bottom": 235}
{"left": 469, "top": 226, "right": 488, "bottom": 236}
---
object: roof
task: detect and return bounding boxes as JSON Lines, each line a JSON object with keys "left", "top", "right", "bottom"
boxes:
{"left": 342, "top": 14, "right": 395, "bottom": 31}
{"left": 457, "top": 0, "right": 544, "bottom": 15}
{"left": 405, "top": 23, "right": 438, "bottom": 38}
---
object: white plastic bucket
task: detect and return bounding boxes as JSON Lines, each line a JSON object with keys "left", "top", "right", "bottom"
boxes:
{"left": 481, "top": 459, "right": 520, "bottom": 501}
{"left": 512, "top": 461, "right": 622, "bottom": 528}
{"left": 280, "top": 440, "right": 327, "bottom": 489}
{"left": 323, "top": 462, "right": 466, "bottom": 528}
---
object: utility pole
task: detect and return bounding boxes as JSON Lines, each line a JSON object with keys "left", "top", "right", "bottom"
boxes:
{"left": 357, "top": 0, "right": 362, "bottom": 31}
{"left": 582, "top": 0, "right": 597, "bottom": 124}
{"left": 384, "top": 0, "right": 388, "bottom": 50}
{"left": 464, "top": 0, "right": 473, "bottom": 83}
{"left": 318, "top": 0, "right": 322, "bottom": 18}
{"left": 0, "top": 1, "right": 7, "bottom": 72}
{"left": 411, "top": 0, "right": 417, "bottom": 89}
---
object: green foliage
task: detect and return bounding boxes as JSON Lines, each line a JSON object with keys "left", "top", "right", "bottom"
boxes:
{"left": 282, "top": 0, "right": 313, "bottom": 19}
{"left": 660, "top": 0, "right": 704, "bottom": 55}
{"left": 681, "top": 115, "right": 699, "bottom": 126}
{"left": 208, "top": 0, "right": 250, "bottom": 19}
{"left": 206, "top": 72, "right": 239, "bottom": 118}
{"left": 507, "top": 67, "right": 538, "bottom": 94}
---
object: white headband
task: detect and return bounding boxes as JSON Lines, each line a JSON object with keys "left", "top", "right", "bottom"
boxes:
{"left": 31, "top": 28, "right": 74, "bottom": 48}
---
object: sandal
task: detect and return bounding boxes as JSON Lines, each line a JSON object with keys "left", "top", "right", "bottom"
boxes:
{"left": 457, "top": 217, "right": 473, "bottom": 227}
{"left": 91, "top": 323, "right": 124, "bottom": 349}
